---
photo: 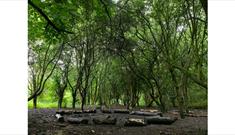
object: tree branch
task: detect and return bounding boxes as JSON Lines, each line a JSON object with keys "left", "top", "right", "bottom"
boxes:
{"left": 173, "top": 65, "right": 207, "bottom": 89}
{"left": 99, "top": 0, "right": 112, "bottom": 22}
{"left": 28, "top": 0, "right": 74, "bottom": 34}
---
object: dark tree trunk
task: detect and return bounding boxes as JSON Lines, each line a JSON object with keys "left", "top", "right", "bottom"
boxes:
{"left": 116, "top": 98, "right": 119, "bottom": 104}
{"left": 81, "top": 93, "right": 86, "bottom": 111}
{"left": 147, "top": 100, "right": 153, "bottom": 107}
{"left": 159, "top": 95, "right": 166, "bottom": 112}
{"left": 170, "top": 97, "right": 176, "bottom": 107}
{"left": 72, "top": 94, "right": 76, "bottom": 109}
{"left": 72, "top": 101, "right": 76, "bottom": 109}
{"left": 33, "top": 96, "right": 37, "bottom": 109}
{"left": 81, "top": 99, "right": 85, "bottom": 111}
{"left": 58, "top": 96, "right": 63, "bottom": 109}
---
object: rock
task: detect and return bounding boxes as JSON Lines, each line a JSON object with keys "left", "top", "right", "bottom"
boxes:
{"left": 93, "top": 115, "right": 116, "bottom": 125}
{"left": 145, "top": 116, "right": 177, "bottom": 124}
{"left": 124, "top": 118, "right": 146, "bottom": 126}
{"left": 67, "top": 117, "right": 89, "bottom": 124}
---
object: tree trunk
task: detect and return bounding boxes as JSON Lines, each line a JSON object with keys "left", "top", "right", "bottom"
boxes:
{"left": 147, "top": 100, "right": 153, "bottom": 107}
{"left": 87, "top": 89, "right": 91, "bottom": 105}
{"left": 170, "top": 96, "right": 176, "bottom": 107}
{"left": 159, "top": 95, "right": 166, "bottom": 112}
{"left": 33, "top": 96, "right": 37, "bottom": 109}
{"left": 72, "top": 94, "right": 76, "bottom": 109}
{"left": 116, "top": 98, "right": 119, "bottom": 104}
{"left": 169, "top": 68, "right": 185, "bottom": 118}
{"left": 58, "top": 96, "right": 63, "bottom": 109}
{"left": 181, "top": 74, "right": 189, "bottom": 113}
{"left": 81, "top": 94, "right": 86, "bottom": 111}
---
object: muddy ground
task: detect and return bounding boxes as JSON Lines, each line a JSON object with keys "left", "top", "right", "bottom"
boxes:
{"left": 28, "top": 108, "right": 207, "bottom": 135}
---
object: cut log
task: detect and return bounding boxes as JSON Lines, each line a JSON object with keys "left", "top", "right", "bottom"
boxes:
{"left": 185, "top": 113, "right": 207, "bottom": 117}
{"left": 56, "top": 109, "right": 96, "bottom": 115}
{"left": 130, "top": 111, "right": 162, "bottom": 116}
{"left": 83, "top": 109, "right": 96, "bottom": 113}
{"left": 93, "top": 115, "right": 116, "bottom": 125}
{"left": 124, "top": 118, "right": 146, "bottom": 126}
{"left": 67, "top": 117, "right": 89, "bottom": 124}
{"left": 113, "top": 109, "right": 129, "bottom": 114}
{"left": 55, "top": 114, "right": 64, "bottom": 122}
{"left": 145, "top": 116, "right": 177, "bottom": 125}
{"left": 73, "top": 110, "right": 83, "bottom": 114}
{"left": 140, "top": 109, "right": 159, "bottom": 113}
{"left": 56, "top": 110, "right": 74, "bottom": 115}
{"left": 101, "top": 109, "right": 112, "bottom": 113}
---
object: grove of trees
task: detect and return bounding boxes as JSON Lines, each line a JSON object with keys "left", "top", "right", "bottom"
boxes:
{"left": 28, "top": 0, "right": 207, "bottom": 118}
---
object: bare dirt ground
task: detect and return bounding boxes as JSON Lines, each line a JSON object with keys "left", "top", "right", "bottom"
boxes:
{"left": 28, "top": 108, "right": 207, "bottom": 135}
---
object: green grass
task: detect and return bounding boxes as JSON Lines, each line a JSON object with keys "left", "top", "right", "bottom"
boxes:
{"left": 28, "top": 87, "right": 207, "bottom": 110}
{"left": 28, "top": 100, "right": 57, "bottom": 109}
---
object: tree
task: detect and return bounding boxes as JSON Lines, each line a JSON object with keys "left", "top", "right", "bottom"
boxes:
{"left": 28, "top": 0, "right": 207, "bottom": 115}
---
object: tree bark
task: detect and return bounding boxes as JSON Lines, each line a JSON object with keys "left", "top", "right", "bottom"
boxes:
{"left": 72, "top": 94, "right": 76, "bottom": 109}
{"left": 169, "top": 68, "right": 185, "bottom": 119}
{"left": 58, "top": 97, "right": 63, "bottom": 109}
{"left": 81, "top": 95, "right": 86, "bottom": 111}
{"left": 33, "top": 96, "right": 37, "bottom": 109}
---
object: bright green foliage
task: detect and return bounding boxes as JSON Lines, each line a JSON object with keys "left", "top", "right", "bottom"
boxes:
{"left": 28, "top": 0, "right": 207, "bottom": 116}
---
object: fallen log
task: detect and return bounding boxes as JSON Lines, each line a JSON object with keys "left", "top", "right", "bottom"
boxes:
{"left": 56, "top": 109, "right": 96, "bottom": 115}
{"left": 145, "top": 116, "right": 177, "bottom": 125}
{"left": 73, "top": 110, "right": 83, "bottom": 114}
{"left": 55, "top": 114, "right": 64, "bottom": 122}
{"left": 124, "top": 118, "right": 146, "bottom": 126}
{"left": 67, "top": 117, "right": 89, "bottom": 124}
{"left": 93, "top": 115, "right": 116, "bottom": 125}
{"left": 83, "top": 109, "right": 96, "bottom": 113}
{"left": 130, "top": 111, "right": 162, "bottom": 116}
{"left": 56, "top": 110, "right": 74, "bottom": 115}
{"left": 185, "top": 113, "right": 207, "bottom": 117}
{"left": 101, "top": 109, "right": 112, "bottom": 113}
{"left": 140, "top": 109, "right": 159, "bottom": 113}
{"left": 113, "top": 109, "right": 129, "bottom": 114}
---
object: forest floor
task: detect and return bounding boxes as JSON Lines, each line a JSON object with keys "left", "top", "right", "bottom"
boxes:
{"left": 28, "top": 108, "right": 207, "bottom": 135}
